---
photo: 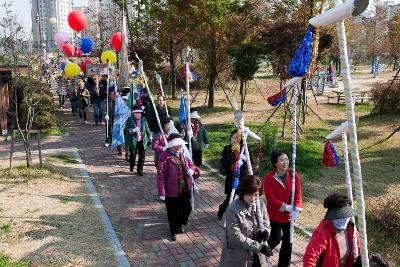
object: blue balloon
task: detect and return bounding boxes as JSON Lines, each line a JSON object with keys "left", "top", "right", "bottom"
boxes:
{"left": 80, "top": 37, "right": 94, "bottom": 54}
{"left": 60, "top": 61, "right": 70, "bottom": 71}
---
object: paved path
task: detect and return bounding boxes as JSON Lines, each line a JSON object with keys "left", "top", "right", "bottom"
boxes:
{"left": 1, "top": 101, "right": 308, "bottom": 266}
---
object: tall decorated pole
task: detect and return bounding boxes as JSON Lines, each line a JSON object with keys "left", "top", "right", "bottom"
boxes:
{"left": 290, "top": 84, "right": 298, "bottom": 245}
{"left": 326, "top": 120, "right": 359, "bottom": 258}
{"left": 105, "top": 62, "right": 111, "bottom": 147}
{"left": 184, "top": 47, "right": 193, "bottom": 156}
{"left": 231, "top": 99, "right": 270, "bottom": 264}
{"left": 118, "top": 0, "right": 130, "bottom": 89}
{"left": 310, "top": 0, "right": 370, "bottom": 265}
{"left": 155, "top": 71, "right": 169, "bottom": 117}
{"left": 184, "top": 47, "right": 195, "bottom": 209}
{"left": 135, "top": 54, "right": 167, "bottom": 146}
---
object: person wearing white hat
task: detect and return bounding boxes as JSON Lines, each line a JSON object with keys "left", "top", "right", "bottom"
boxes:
{"left": 124, "top": 106, "right": 151, "bottom": 175}
{"left": 190, "top": 111, "right": 209, "bottom": 167}
{"left": 157, "top": 133, "right": 200, "bottom": 241}
{"left": 117, "top": 95, "right": 130, "bottom": 160}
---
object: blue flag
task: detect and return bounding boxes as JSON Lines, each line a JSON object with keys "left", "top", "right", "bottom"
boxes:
{"left": 178, "top": 94, "right": 187, "bottom": 124}
{"left": 111, "top": 95, "right": 131, "bottom": 148}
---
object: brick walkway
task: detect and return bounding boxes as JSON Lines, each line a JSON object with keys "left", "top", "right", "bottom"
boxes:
{"left": 1, "top": 102, "right": 308, "bottom": 266}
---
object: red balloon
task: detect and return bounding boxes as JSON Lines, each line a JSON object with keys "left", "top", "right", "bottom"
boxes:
{"left": 74, "top": 46, "right": 83, "bottom": 58}
{"left": 111, "top": 32, "right": 122, "bottom": 52}
{"left": 68, "top": 10, "right": 88, "bottom": 32}
{"left": 80, "top": 59, "right": 93, "bottom": 73}
{"left": 62, "top": 43, "right": 74, "bottom": 57}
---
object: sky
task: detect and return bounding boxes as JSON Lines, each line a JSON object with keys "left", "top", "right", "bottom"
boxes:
{"left": 0, "top": 0, "right": 88, "bottom": 38}
{"left": 0, "top": 0, "right": 399, "bottom": 39}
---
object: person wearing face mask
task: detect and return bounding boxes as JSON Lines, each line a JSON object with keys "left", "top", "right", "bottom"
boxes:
{"left": 217, "top": 129, "right": 250, "bottom": 221}
{"left": 263, "top": 149, "right": 302, "bottom": 267}
{"left": 303, "top": 193, "right": 360, "bottom": 267}
{"left": 124, "top": 106, "right": 151, "bottom": 175}
{"left": 156, "top": 133, "right": 200, "bottom": 241}
{"left": 220, "top": 175, "right": 273, "bottom": 267}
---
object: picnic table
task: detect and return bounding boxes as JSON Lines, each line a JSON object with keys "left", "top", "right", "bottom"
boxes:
{"left": 327, "top": 89, "right": 372, "bottom": 104}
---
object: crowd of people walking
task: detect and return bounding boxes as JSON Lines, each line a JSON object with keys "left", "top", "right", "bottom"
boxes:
{"left": 55, "top": 74, "right": 389, "bottom": 267}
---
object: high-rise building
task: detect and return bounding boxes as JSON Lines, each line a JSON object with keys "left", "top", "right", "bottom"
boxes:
{"left": 31, "top": 0, "right": 73, "bottom": 52}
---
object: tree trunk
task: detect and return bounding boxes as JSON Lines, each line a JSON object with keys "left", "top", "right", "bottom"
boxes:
{"left": 240, "top": 79, "right": 245, "bottom": 111}
{"left": 393, "top": 58, "right": 398, "bottom": 71}
{"left": 24, "top": 138, "right": 31, "bottom": 168}
{"left": 208, "top": 65, "right": 217, "bottom": 108}
{"left": 169, "top": 36, "right": 177, "bottom": 99}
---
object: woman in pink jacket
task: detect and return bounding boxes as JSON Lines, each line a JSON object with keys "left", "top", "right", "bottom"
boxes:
{"left": 157, "top": 133, "right": 200, "bottom": 241}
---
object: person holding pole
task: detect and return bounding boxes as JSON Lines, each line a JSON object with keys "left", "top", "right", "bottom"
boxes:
{"left": 219, "top": 175, "right": 272, "bottom": 267}
{"left": 157, "top": 133, "right": 200, "bottom": 241}
{"left": 263, "top": 149, "right": 302, "bottom": 267}
{"left": 124, "top": 105, "right": 151, "bottom": 175}
{"left": 217, "top": 129, "right": 249, "bottom": 220}
{"left": 152, "top": 116, "right": 173, "bottom": 168}
{"left": 303, "top": 193, "right": 360, "bottom": 267}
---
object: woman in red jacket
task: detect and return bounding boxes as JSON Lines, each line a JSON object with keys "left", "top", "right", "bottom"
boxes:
{"left": 263, "top": 149, "right": 302, "bottom": 267}
{"left": 303, "top": 193, "right": 360, "bottom": 267}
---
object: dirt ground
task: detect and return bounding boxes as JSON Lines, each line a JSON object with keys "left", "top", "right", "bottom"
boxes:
{"left": 0, "top": 153, "right": 117, "bottom": 266}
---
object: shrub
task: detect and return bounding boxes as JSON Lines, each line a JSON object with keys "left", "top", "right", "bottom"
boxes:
{"left": 371, "top": 81, "right": 400, "bottom": 114}
{"left": 368, "top": 197, "right": 400, "bottom": 231}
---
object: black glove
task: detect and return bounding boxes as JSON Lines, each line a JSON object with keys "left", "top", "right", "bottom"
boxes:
{"left": 260, "top": 244, "right": 273, "bottom": 257}
{"left": 256, "top": 230, "right": 270, "bottom": 242}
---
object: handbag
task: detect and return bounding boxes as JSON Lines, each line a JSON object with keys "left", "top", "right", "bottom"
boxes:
{"left": 218, "top": 159, "right": 227, "bottom": 176}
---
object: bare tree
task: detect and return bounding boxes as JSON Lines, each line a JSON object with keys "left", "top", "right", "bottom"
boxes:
{"left": 1, "top": 2, "right": 48, "bottom": 168}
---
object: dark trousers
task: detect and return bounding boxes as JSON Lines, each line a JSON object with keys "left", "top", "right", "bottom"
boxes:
{"left": 93, "top": 101, "right": 102, "bottom": 124}
{"left": 192, "top": 149, "right": 202, "bottom": 167}
{"left": 70, "top": 99, "right": 78, "bottom": 114}
{"left": 218, "top": 190, "right": 235, "bottom": 218}
{"left": 129, "top": 141, "right": 145, "bottom": 172}
{"left": 268, "top": 221, "right": 292, "bottom": 267}
{"left": 165, "top": 191, "right": 192, "bottom": 234}
{"left": 79, "top": 106, "right": 87, "bottom": 121}
{"left": 58, "top": 95, "right": 65, "bottom": 108}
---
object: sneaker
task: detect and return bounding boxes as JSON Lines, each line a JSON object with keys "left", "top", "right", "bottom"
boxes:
{"left": 170, "top": 233, "right": 176, "bottom": 241}
{"left": 177, "top": 226, "right": 184, "bottom": 234}
{"left": 84, "top": 120, "right": 88, "bottom": 124}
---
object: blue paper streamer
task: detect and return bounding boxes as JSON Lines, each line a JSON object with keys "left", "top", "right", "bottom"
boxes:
{"left": 288, "top": 25, "right": 315, "bottom": 77}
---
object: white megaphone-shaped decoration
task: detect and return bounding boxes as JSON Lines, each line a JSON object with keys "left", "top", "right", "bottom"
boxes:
{"left": 325, "top": 116, "right": 359, "bottom": 140}
{"left": 231, "top": 99, "right": 262, "bottom": 141}
{"left": 310, "top": 0, "right": 369, "bottom": 27}
{"left": 284, "top": 77, "right": 303, "bottom": 89}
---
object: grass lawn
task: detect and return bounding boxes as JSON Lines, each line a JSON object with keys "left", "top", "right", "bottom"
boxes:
{"left": 163, "top": 75, "right": 400, "bottom": 265}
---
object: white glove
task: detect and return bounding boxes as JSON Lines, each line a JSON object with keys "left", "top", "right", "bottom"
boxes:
{"left": 162, "top": 146, "right": 168, "bottom": 151}
{"left": 129, "top": 128, "right": 135, "bottom": 134}
{"left": 240, "top": 151, "right": 247, "bottom": 161}
{"left": 187, "top": 169, "right": 194, "bottom": 176}
{"left": 284, "top": 204, "right": 294, "bottom": 212}
{"left": 238, "top": 158, "right": 243, "bottom": 166}
{"left": 187, "top": 128, "right": 193, "bottom": 137}
{"left": 205, "top": 144, "right": 209, "bottom": 149}
{"left": 159, "top": 196, "right": 165, "bottom": 201}
{"left": 290, "top": 210, "right": 300, "bottom": 221}
{"left": 133, "top": 127, "right": 140, "bottom": 133}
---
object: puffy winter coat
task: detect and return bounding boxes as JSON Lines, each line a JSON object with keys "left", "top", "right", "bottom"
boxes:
{"left": 303, "top": 219, "right": 360, "bottom": 267}
{"left": 219, "top": 199, "right": 269, "bottom": 267}
{"left": 157, "top": 150, "right": 200, "bottom": 197}
{"left": 263, "top": 168, "right": 302, "bottom": 223}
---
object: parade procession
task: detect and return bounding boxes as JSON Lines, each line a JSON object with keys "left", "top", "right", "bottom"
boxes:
{"left": 1, "top": 0, "right": 399, "bottom": 266}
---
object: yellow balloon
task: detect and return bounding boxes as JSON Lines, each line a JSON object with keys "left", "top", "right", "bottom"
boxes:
{"left": 101, "top": 50, "right": 117, "bottom": 65}
{"left": 64, "top": 62, "right": 81, "bottom": 78}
